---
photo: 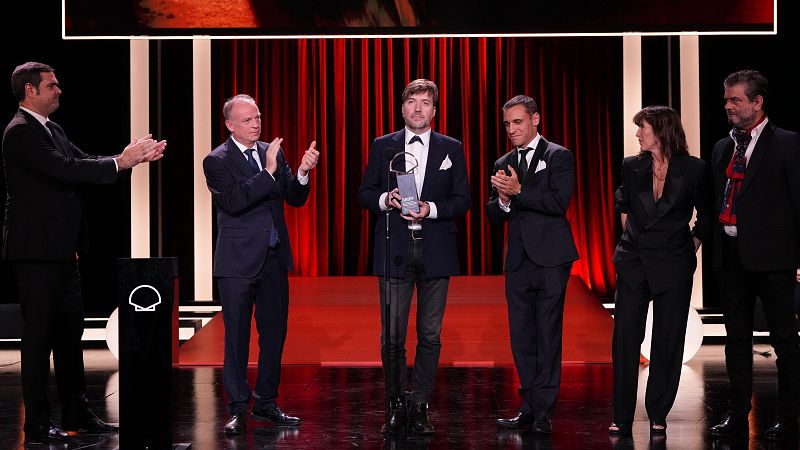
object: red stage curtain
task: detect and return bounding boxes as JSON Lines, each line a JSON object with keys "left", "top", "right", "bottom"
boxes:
{"left": 213, "top": 37, "right": 619, "bottom": 297}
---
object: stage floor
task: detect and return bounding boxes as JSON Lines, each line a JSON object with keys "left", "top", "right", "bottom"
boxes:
{"left": 179, "top": 275, "right": 613, "bottom": 366}
{"left": 0, "top": 346, "right": 793, "bottom": 449}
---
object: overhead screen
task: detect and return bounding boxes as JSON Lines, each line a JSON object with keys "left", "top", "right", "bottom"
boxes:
{"left": 63, "top": 0, "right": 775, "bottom": 38}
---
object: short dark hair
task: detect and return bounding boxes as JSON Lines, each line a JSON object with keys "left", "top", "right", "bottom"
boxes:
{"left": 502, "top": 95, "right": 539, "bottom": 116}
{"left": 633, "top": 105, "right": 689, "bottom": 160}
{"left": 11, "top": 62, "right": 54, "bottom": 102}
{"left": 223, "top": 94, "right": 256, "bottom": 120}
{"left": 724, "top": 69, "right": 769, "bottom": 111}
{"left": 401, "top": 79, "right": 438, "bottom": 106}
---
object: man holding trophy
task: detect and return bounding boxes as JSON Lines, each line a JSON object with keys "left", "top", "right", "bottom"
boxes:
{"left": 357, "top": 78, "right": 471, "bottom": 436}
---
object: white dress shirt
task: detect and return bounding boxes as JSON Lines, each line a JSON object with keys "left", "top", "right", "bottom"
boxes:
{"left": 378, "top": 128, "right": 439, "bottom": 227}
{"left": 231, "top": 136, "right": 309, "bottom": 185}
{"left": 498, "top": 134, "right": 541, "bottom": 212}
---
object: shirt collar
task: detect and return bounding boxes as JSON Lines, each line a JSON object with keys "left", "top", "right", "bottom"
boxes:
{"left": 729, "top": 117, "right": 769, "bottom": 144}
{"left": 19, "top": 106, "right": 49, "bottom": 128}
{"left": 404, "top": 127, "right": 432, "bottom": 146}
{"left": 231, "top": 136, "right": 256, "bottom": 154}
{"left": 519, "top": 133, "right": 541, "bottom": 152}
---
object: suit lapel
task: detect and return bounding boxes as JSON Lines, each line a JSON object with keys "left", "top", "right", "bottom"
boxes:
{"left": 524, "top": 137, "right": 549, "bottom": 185}
{"left": 391, "top": 131, "right": 406, "bottom": 173}
{"left": 644, "top": 155, "right": 688, "bottom": 229}
{"left": 19, "top": 109, "right": 65, "bottom": 156}
{"left": 636, "top": 156, "right": 656, "bottom": 219}
{"left": 420, "top": 132, "right": 443, "bottom": 200}
{"left": 715, "top": 139, "right": 734, "bottom": 205}
{"left": 46, "top": 121, "right": 69, "bottom": 156}
{"left": 740, "top": 121, "right": 774, "bottom": 193}
{"left": 225, "top": 138, "right": 255, "bottom": 177}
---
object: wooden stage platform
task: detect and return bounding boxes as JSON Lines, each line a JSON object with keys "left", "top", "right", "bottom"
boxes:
{"left": 179, "top": 275, "right": 613, "bottom": 366}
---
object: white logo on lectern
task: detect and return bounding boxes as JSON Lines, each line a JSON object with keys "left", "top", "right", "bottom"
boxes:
{"left": 128, "top": 284, "right": 162, "bottom": 312}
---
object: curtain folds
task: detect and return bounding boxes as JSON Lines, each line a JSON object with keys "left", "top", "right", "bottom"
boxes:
{"left": 213, "top": 37, "right": 619, "bottom": 296}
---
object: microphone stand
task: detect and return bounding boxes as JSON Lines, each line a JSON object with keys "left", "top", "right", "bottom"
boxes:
{"left": 384, "top": 152, "right": 418, "bottom": 425}
{"left": 383, "top": 163, "right": 392, "bottom": 424}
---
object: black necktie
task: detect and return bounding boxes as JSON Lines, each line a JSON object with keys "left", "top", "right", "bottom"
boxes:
{"left": 45, "top": 121, "right": 65, "bottom": 153}
{"left": 245, "top": 148, "right": 260, "bottom": 174}
{"left": 518, "top": 147, "right": 532, "bottom": 182}
{"left": 408, "top": 135, "right": 423, "bottom": 145}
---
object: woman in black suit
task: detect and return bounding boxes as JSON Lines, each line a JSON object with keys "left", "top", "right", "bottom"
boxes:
{"left": 608, "top": 106, "right": 711, "bottom": 436}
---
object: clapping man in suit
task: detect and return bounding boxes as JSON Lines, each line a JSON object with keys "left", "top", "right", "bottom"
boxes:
{"left": 2, "top": 62, "right": 166, "bottom": 444}
{"left": 708, "top": 70, "right": 800, "bottom": 442}
{"left": 358, "top": 79, "right": 471, "bottom": 435}
{"left": 203, "top": 94, "right": 319, "bottom": 436}
{"left": 488, "top": 95, "right": 579, "bottom": 435}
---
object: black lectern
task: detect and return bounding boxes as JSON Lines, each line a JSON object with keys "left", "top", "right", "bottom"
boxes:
{"left": 118, "top": 257, "right": 187, "bottom": 449}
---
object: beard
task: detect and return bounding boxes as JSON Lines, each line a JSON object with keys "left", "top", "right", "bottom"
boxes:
{"left": 727, "top": 108, "right": 756, "bottom": 129}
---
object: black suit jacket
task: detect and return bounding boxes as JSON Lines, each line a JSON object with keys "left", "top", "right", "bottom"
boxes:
{"left": 710, "top": 120, "right": 800, "bottom": 271}
{"left": 357, "top": 129, "right": 471, "bottom": 277}
{"left": 487, "top": 137, "right": 579, "bottom": 272}
{"left": 2, "top": 108, "right": 117, "bottom": 261}
{"left": 612, "top": 153, "right": 712, "bottom": 294}
{"left": 203, "top": 137, "right": 310, "bottom": 278}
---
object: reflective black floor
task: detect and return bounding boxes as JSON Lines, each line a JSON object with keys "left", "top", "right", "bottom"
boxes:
{"left": 0, "top": 346, "right": 798, "bottom": 449}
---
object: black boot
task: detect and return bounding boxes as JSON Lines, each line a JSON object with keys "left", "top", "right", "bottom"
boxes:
{"left": 409, "top": 402, "right": 435, "bottom": 435}
{"left": 382, "top": 396, "right": 407, "bottom": 435}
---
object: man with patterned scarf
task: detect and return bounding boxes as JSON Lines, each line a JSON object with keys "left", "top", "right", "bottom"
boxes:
{"left": 709, "top": 69, "right": 800, "bottom": 442}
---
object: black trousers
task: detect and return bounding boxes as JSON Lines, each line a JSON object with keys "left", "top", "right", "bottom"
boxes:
{"left": 612, "top": 273, "right": 693, "bottom": 423}
{"left": 13, "top": 260, "right": 88, "bottom": 431}
{"left": 504, "top": 256, "right": 572, "bottom": 417}
{"left": 379, "top": 237, "right": 449, "bottom": 404}
{"left": 217, "top": 247, "right": 289, "bottom": 415}
{"left": 717, "top": 235, "right": 800, "bottom": 417}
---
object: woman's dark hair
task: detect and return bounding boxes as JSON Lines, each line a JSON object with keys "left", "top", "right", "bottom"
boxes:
{"left": 633, "top": 105, "right": 689, "bottom": 160}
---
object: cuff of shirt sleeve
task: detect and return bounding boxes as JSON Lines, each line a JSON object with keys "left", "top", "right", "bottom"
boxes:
{"left": 427, "top": 201, "right": 438, "bottom": 219}
{"left": 379, "top": 192, "right": 389, "bottom": 211}
{"left": 297, "top": 171, "right": 309, "bottom": 185}
{"left": 498, "top": 198, "right": 511, "bottom": 212}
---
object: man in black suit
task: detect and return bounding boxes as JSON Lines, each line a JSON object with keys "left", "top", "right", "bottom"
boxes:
{"left": 1, "top": 62, "right": 166, "bottom": 444}
{"left": 708, "top": 70, "right": 800, "bottom": 442}
{"left": 203, "top": 94, "right": 319, "bottom": 436}
{"left": 488, "top": 95, "right": 578, "bottom": 435}
{"left": 358, "top": 79, "right": 471, "bottom": 435}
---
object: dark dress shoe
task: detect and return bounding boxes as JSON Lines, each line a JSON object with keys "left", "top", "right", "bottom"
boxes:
{"left": 765, "top": 416, "right": 799, "bottom": 442}
{"left": 63, "top": 409, "right": 119, "bottom": 434}
{"left": 252, "top": 405, "right": 301, "bottom": 426}
{"left": 24, "top": 422, "right": 69, "bottom": 444}
{"left": 496, "top": 411, "right": 535, "bottom": 429}
{"left": 224, "top": 414, "right": 246, "bottom": 435}
{"left": 709, "top": 411, "right": 748, "bottom": 437}
{"left": 531, "top": 416, "right": 552, "bottom": 435}
{"left": 409, "top": 402, "right": 435, "bottom": 435}
{"left": 382, "top": 396, "right": 407, "bottom": 435}
{"left": 63, "top": 413, "right": 119, "bottom": 434}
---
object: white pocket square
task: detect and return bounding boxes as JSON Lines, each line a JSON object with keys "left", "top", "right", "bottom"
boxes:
{"left": 439, "top": 155, "right": 452, "bottom": 170}
{"left": 534, "top": 160, "right": 547, "bottom": 173}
